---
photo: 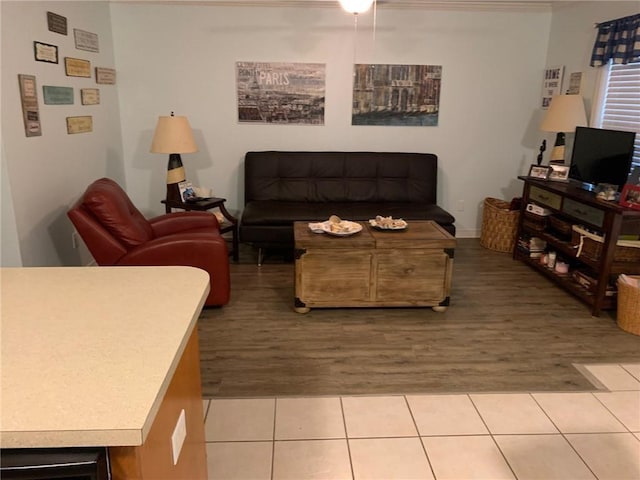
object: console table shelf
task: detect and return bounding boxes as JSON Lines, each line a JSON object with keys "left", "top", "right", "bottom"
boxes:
{"left": 516, "top": 176, "right": 640, "bottom": 317}
{"left": 514, "top": 249, "right": 617, "bottom": 311}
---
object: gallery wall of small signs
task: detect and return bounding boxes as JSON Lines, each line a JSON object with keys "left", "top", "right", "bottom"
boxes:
{"left": 18, "top": 11, "right": 117, "bottom": 137}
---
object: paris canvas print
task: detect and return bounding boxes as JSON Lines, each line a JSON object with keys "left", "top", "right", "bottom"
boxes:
{"left": 236, "top": 61, "right": 325, "bottom": 125}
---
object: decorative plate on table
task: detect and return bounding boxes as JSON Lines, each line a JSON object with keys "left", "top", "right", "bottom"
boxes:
{"left": 369, "top": 216, "right": 408, "bottom": 231}
{"left": 320, "top": 220, "right": 363, "bottom": 236}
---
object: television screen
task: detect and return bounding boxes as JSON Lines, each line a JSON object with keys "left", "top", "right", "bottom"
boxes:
{"left": 569, "top": 126, "right": 636, "bottom": 191}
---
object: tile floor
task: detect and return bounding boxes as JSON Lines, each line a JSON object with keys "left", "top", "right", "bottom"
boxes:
{"left": 202, "top": 363, "right": 640, "bottom": 480}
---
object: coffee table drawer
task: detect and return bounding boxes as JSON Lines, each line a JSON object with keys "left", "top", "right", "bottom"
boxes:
{"left": 376, "top": 250, "right": 451, "bottom": 303}
{"left": 296, "top": 251, "right": 372, "bottom": 303}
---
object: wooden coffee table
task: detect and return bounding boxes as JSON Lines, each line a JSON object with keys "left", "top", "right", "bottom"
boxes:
{"left": 294, "top": 220, "right": 456, "bottom": 313}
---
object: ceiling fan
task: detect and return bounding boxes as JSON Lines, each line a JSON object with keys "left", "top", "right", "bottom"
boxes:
{"left": 338, "top": 0, "right": 375, "bottom": 14}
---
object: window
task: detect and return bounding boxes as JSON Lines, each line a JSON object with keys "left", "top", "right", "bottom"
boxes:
{"left": 593, "top": 61, "right": 640, "bottom": 183}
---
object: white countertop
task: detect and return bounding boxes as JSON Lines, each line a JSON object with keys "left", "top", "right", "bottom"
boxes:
{"left": 1, "top": 266, "right": 210, "bottom": 448}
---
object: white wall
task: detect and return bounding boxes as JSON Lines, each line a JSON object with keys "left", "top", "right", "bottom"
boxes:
{"left": 1, "top": 1, "right": 123, "bottom": 266}
{"left": 1, "top": 144, "right": 22, "bottom": 267}
{"left": 546, "top": 1, "right": 639, "bottom": 117}
{"left": 110, "top": 3, "right": 553, "bottom": 237}
{"left": 3, "top": 2, "right": 633, "bottom": 266}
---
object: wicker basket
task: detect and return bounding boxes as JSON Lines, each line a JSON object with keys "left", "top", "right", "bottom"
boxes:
{"left": 522, "top": 211, "right": 547, "bottom": 234}
{"left": 571, "top": 226, "right": 640, "bottom": 262}
{"left": 617, "top": 276, "right": 640, "bottom": 335}
{"left": 548, "top": 215, "right": 572, "bottom": 238}
{"left": 480, "top": 197, "right": 520, "bottom": 253}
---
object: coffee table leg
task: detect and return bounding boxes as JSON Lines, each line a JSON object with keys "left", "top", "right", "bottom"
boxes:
{"left": 294, "top": 306, "right": 310, "bottom": 314}
{"left": 432, "top": 306, "right": 447, "bottom": 312}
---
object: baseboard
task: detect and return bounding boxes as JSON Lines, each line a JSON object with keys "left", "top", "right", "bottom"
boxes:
{"left": 455, "top": 228, "right": 480, "bottom": 238}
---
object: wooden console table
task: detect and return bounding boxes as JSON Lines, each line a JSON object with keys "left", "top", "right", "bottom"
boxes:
{"left": 1, "top": 267, "right": 210, "bottom": 479}
{"left": 294, "top": 220, "right": 456, "bottom": 313}
{"left": 515, "top": 177, "right": 640, "bottom": 316}
{"left": 162, "top": 197, "right": 239, "bottom": 261}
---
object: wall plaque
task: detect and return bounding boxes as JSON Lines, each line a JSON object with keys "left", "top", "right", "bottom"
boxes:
{"left": 18, "top": 74, "right": 42, "bottom": 137}
{"left": 65, "top": 57, "right": 91, "bottom": 78}
{"left": 66, "top": 116, "right": 93, "bottom": 134}
{"left": 34, "top": 41, "right": 58, "bottom": 64}
{"left": 74, "top": 29, "right": 99, "bottom": 53}
{"left": 81, "top": 88, "right": 100, "bottom": 105}
{"left": 95, "top": 67, "right": 116, "bottom": 85}
{"left": 47, "top": 12, "right": 67, "bottom": 35}
{"left": 43, "top": 86, "right": 74, "bottom": 105}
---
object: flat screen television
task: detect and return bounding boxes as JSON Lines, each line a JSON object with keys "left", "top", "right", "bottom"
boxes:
{"left": 568, "top": 126, "right": 636, "bottom": 192}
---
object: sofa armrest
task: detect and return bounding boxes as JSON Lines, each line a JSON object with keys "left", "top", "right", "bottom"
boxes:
{"left": 149, "top": 212, "right": 220, "bottom": 237}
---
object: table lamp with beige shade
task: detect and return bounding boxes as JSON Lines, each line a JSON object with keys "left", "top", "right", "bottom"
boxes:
{"left": 540, "top": 94, "right": 588, "bottom": 165}
{"left": 150, "top": 112, "right": 198, "bottom": 204}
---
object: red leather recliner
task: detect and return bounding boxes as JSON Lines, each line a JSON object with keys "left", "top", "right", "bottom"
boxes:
{"left": 67, "top": 178, "right": 230, "bottom": 306}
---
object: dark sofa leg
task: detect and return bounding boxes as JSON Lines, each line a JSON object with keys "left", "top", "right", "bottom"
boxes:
{"left": 257, "top": 247, "right": 263, "bottom": 267}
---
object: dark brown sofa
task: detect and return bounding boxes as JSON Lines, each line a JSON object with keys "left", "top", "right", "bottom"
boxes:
{"left": 239, "top": 151, "right": 455, "bottom": 263}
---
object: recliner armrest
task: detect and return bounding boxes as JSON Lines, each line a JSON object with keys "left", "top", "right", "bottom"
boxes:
{"left": 116, "top": 232, "right": 230, "bottom": 306}
{"left": 149, "top": 212, "right": 220, "bottom": 237}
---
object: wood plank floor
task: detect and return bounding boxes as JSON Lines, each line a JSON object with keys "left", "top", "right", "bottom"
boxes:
{"left": 198, "top": 239, "right": 640, "bottom": 398}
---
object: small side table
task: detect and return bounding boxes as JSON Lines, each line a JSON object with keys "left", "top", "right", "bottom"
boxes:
{"left": 162, "top": 197, "right": 239, "bottom": 262}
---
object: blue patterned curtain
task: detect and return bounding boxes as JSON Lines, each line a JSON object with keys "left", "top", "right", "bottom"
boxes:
{"left": 590, "top": 13, "right": 640, "bottom": 66}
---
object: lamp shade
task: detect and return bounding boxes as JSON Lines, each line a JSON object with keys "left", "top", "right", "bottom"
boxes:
{"left": 150, "top": 115, "right": 198, "bottom": 154}
{"left": 540, "top": 95, "right": 588, "bottom": 133}
{"left": 338, "top": 0, "right": 374, "bottom": 14}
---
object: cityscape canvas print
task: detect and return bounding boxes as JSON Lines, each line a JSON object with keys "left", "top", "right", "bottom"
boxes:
{"left": 352, "top": 64, "right": 442, "bottom": 126}
{"left": 236, "top": 62, "right": 325, "bottom": 125}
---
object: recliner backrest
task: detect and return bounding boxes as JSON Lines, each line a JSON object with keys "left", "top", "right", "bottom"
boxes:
{"left": 68, "top": 178, "right": 154, "bottom": 265}
{"left": 81, "top": 178, "right": 154, "bottom": 248}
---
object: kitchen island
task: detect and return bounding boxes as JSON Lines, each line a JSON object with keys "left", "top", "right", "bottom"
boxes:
{"left": 1, "top": 266, "right": 210, "bottom": 479}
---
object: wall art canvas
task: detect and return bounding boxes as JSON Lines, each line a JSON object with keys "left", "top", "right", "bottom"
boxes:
{"left": 43, "top": 86, "right": 74, "bottom": 105}
{"left": 95, "top": 67, "right": 116, "bottom": 85}
{"left": 66, "top": 116, "right": 93, "bottom": 134}
{"left": 34, "top": 41, "right": 58, "bottom": 64}
{"left": 74, "top": 29, "right": 99, "bottom": 53}
{"left": 81, "top": 88, "right": 100, "bottom": 105}
{"left": 567, "top": 72, "right": 583, "bottom": 95}
{"left": 18, "top": 74, "right": 41, "bottom": 137}
{"left": 65, "top": 57, "right": 91, "bottom": 77}
{"left": 352, "top": 64, "right": 442, "bottom": 126}
{"left": 541, "top": 65, "right": 564, "bottom": 108}
{"left": 47, "top": 11, "right": 67, "bottom": 35}
{"left": 236, "top": 62, "right": 325, "bottom": 125}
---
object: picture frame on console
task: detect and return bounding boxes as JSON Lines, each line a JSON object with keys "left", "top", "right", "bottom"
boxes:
{"left": 548, "top": 165, "right": 570, "bottom": 182}
{"left": 528, "top": 164, "right": 551, "bottom": 180}
{"left": 619, "top": 184, "right": 640, "bottom": 210}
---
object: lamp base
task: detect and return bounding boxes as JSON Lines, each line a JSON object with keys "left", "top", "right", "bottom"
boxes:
{"left": 549, "top": 132, "right": 566, "bottom": 164}
{"left": 166, "top": 153, "right": 186, "bottom": 203}
{"left": 166, "top": 183, "right": 183, "bottom": 204}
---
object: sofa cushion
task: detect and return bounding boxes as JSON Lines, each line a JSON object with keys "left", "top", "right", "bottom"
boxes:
{"left": 244, "top": 151, "right": 438, "bottom": 204}
{"left": 241, "top": 201, "right": 455, "bottom": 227}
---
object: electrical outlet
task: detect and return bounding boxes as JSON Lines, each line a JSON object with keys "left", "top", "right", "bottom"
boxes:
{"left": 71, "top": 231, "right": 80, "bottom": 249}
{"left": 171, "top": 409, "right": 187, "bottom": 466}
{"left": 457, "top": 200, "right": 464, "bottom": 212}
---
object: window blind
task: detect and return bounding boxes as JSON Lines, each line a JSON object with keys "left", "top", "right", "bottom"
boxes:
{"left": 599, "top": 62, "right": 640, "bottom": 177}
